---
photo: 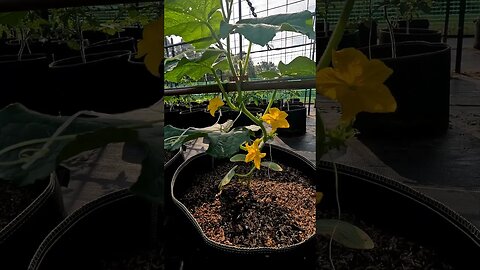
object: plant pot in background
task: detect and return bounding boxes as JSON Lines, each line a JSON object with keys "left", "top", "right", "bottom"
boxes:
{"left": 49, "top": 50, "right": 160, "bottom": 115}
{"left": 86, "top": 37, "right": 136, "bottom": 54}
{"left": 277, "top": 105, "right": 307, "bottom": 137}
{"left": 398, "top": 19, "right": 430, "bottom": 29}
{"left": 355, "top": 41, "right": 451, "bottom": 137}
{"left": 177, "top": 107, "right": 216, "bottom": 129}
{"left": 357, "top": 20, "right": 378, "bottom": 47}
{"left": 379, "top": 28, "right": 442, "bottom": 44}
{"left": 316, "top": 30, "right": 360, "bottom": 61}
{"left": 29, "top": 189, "right": 165, "bottom": 270}
{"left": 1, "top": 172, "right": 65, "bottom": 270}
{"left": 316, "top": 160, "right": 480, "bottom": 269}
{"left": 0, "top": 54, "right": 55, "bottom": 114}
{"left": 120, "top": 27, "right": 144, "bottom": 41}
{"left": 169, "top": 145, "right": 316, "bottom": 269}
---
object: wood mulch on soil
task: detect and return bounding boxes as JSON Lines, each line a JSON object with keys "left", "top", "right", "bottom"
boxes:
{"left": 179, "top": 161, "right": 316, "bottom": 248}
{"left": 0, "top": 180, "right": 43, "bottom": 230}
{"left": 316, "top": 211, "right": 456, "bottom": 270}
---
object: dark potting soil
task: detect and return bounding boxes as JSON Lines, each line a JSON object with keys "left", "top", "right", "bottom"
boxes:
{"left": 0, "top": 180, "right": 42, "bottom": 230}
{"left": 179, "top": 161, "right": 316, "bottom": 248}
{"left": 316, "top": 211, "right": 456, "bottom": 270}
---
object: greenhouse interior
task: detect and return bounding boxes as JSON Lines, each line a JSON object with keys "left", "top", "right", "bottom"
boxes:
{"left": 0, "top": 0, "right": 479, "bottom": 269}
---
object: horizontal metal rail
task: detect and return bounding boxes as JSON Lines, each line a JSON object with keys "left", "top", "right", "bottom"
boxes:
{"left": 164, "top": 77, "right": 316, "bottom": 96}
{"left": 0, "top": 0, "right": 158, "bottom": 12}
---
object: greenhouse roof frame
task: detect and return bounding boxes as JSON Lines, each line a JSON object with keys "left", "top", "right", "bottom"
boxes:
{"left": 0, "top": 0, "right": 159, "bottom": 12}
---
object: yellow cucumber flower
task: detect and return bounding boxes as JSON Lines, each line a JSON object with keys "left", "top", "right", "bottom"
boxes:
{"left": 207, "top": 96, "right": 225, "bottom": 117}
{"left": 316, "top": 48, "right": 397, "bottom": 123}
{"left": 261, "top": 108, "right": 290, "bottom": 132}
{"left": 244, "top": 138, "right": 266, "bottom": 170}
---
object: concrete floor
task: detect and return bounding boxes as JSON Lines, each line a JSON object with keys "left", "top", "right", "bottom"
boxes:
{"left": 61, "top": 39, "right": 480, "bottom": 230}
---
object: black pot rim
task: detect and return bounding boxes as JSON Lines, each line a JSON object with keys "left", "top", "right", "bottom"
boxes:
{"left": 48, "top": 50, "right": 131, "bottom": 68}
{"left": 282, "top": 105, "right": 306, "bottom": 112}
{"left": 0, "top": 173, "right": 58, "bottom": 242}
{"left": 316, "top": 159, "right": 480, "bottom": 247}
{"left": 171, "top": 144, "right": 317, "bottom": 254}
{"left": 0, "top": 53, "right": 47, "bottom": 63}
{"left": 28, "top": 188, "right": 133, "bottom": 269}
{"left": 165, "top": 147, "right": 184, "bottom": 168}
{"left": 88, "top": 37, "right": 134, "bottom": 48}
{"left": 360, "top": 41, "right": 451, "bottom": 61}
{"left": 380, "top": 28, "right": 441, "bottom": 35}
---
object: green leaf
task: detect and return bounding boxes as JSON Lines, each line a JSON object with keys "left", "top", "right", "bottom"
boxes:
{"left": 165, "top": 0, "right": 223, "bottom": 49}
{"left": 316, "top": 219, "right": 375, "bottom": 249}
{"left": 258, "top": 71, "right": 280, "bottom": 79}
{"left": 234, "top": 10, "right": 314, "bottom": 46}
{"left": 0, "top": 12, "right": 27, "bottom": 26}
{"left": 164, "top": 49, "right": 224, "bottom": 82}
{"left": 278, "top": 56, "right": 315, "bottom": 77}
{"left": 260, "top": 161, "right": 283, "bottom": 171}
{"left": 206, "top": 128, "right": 250, "bottom": 159}
{"left": 230, "top": 153, "right": 246, "bottom": 162}
{"left": 164, "top": 125, "right": 206, "bottom": 151}
{"left": 0, "top": 104, "right": 152, "bottom": 187}
{"left": 218, "top": 165, "right": 237, "bottom": 191}
{"left": 212, "top": 58, "right": 229, "bottom": 72}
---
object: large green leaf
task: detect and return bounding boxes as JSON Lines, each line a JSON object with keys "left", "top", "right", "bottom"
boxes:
{"left": 165, "top": 49, "right": 225, "bottom": 82}
{"left": 165, "top": 0, "right": 223, "bottom": 49}
{"left": 205, "top": 128, "right": 250, "bottom": 159}
{"left": 164, "top": 125, "right": 207, "bottom": 151}
{"left": 233, "top": 10, "right": 315, "bottom": 46}
{"left": 278, "top": 56, "right": 315, "bottom": 77}
{"left": 317, "top": 219, "right": 375, "bottom": 249}
{"left": 0, "top": 104, "right": 164, "bottom": 203}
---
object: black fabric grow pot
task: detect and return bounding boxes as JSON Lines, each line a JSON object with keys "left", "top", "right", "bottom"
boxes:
{"left": 177, "top": 107, "right": 216, "bottom": 129}
{"left": 316, "top": 160, "right": 480, "bottom": 269}
{"left": 398, "top": 19, "right": 430, "bottom": 29}
{"left": 0, "top": 172, "right": 65, "bottom": 270}
{"left": 169, "top": 145, "right": 316, "bottom": 270}
{"left": 277, "top": 105, "right": 307, "bottom": 137}
{"left": 86, "top": 37, "right": 136, "bottom": 54}
{"left": 29, "top": 189, "right": 164, "bottom": 270}
{"left": 357, "top": 20, "right": 378, "bottom": 47}
{"left": 379, "top": 28, "right": 442, "bottom": 43}
{"left": 355, "top": 41, "right": 451, "bottom": 137}
{"left": 164, "top": 147, "right": 185, "bottom": 215}
{"left": 0, "top": 54, "right": 54, "bottom": 114}
{"left": 316, "top": 30, "right": 360, "bottom": 60}
{"left": 49, "top": 50, "right": 160, "bottom": 115}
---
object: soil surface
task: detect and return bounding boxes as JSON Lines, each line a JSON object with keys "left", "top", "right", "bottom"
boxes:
{"left": 316, "top": 211, "right": 456, "bottom": 270}
{"left": 179, "top": 161, "right": 316, "bottom": 248}
{"left": 0, "top": 180, "right": 42, "bottom": 230}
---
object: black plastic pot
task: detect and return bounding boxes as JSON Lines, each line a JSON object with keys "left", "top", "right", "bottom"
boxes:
{"left": 165, "top": 147, "right": 185, "bottom": 215}
{"left": 86, "top": 37, "right": 136, "bottom": 54}
{"left": 177, "top": 107, "right": 216, "bottom": 129}
{"left": 0, "top": 173, "right": 65, "bottom": 270}
{"left": 398, "top": 19, "right": 430, "bottom": 29}
{"left": 316, "top": 160, "right": 480, "bottom": 269}
{"left": 29, "top": 189, "right": 164, "bottom": 270}
{"left": 316, "top": 30, "right": 360, "bottom": 60}
{"left": 379, "top": 28, "right": 442, "bottom": 43}
{"left": 169, "top": 145, "right": 316, "bottom": 269}
{"left": 49, "top": 50, "right": 160, "bottom": 115}
{"left": 357, "top": 20, "right": 378, "bottom": 47}
{"left": 0, "top": 54, "right": 54, "bottom": 114}
{"left": 277, "top": 105, "right": 307, "bottom": 137}
{"left": 355, "top": 41, "right": 451, "bottom": 137}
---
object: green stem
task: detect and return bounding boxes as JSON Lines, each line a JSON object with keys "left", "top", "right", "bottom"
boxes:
{"left": 263, "top": 90, "right": 277, "bottom": 115}
{"left": 242, "top": 42, "right": 252, "bottom": 78}
{"left": 317, "top": 0, "right": 355, "bottom": 71}
{"left": 240, "top": 103, "right": 268, "bottom": 143}
{"left": 235, "top": 165, "right": 255, "bottom": 177}
{"left": 211, "top": 68, "right": 238, "bottom": 110}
